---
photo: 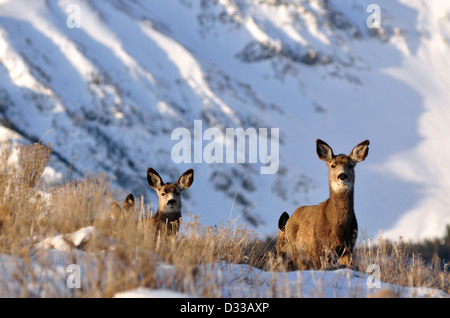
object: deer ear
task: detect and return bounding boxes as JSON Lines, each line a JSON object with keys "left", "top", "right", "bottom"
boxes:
{"left": 123, "top": 193, "right": 135, "bottom": 211}
{"left": 147, "top": 168, "right": 164, "bottom": 191}
{"left": 108, "top": 201, "right": 122, "bottom": 219}
{"left": 176, "top": 169, "right": 194, "bottom": 191}
{"left": 278, "top": 212, "right": 289, "bottom": 232}
{"left": 316, "top": 139, "right": 334, "bottom": 162}
{"left": 349, "top": 140, "right": 370, "bottom": 162}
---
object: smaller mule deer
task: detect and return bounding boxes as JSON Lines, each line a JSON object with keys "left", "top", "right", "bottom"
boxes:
{"left": 277, "top": 139, "right": 369, "bottom": 270}
{"left": 108, "top": 193, "right": 135, "bottom": 220}
{"left": 147, "top": 168, "right": 194, "bottom": 234}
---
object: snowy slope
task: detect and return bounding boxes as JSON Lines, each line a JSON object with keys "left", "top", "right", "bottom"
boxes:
{"left": 376, "top": 0, "right": 450, "bottom": 241}
{"left": 1, "top": 226, "right": 448, "bottom": 298}
{"left": 0, "top": 0, "right": 450, "bottom": 241}
{"left": 113, "top": 262, "right": 448, "bottom": 298}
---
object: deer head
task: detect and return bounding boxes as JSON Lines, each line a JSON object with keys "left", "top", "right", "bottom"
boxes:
{"left": 316, "top": 139, "right": 369, "bottom": 193}
{"left": 147, "top": 168, "right": 194, "bottom": 214}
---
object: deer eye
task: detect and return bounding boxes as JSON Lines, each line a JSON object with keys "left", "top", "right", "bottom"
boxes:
{"left": 161, "top": 192, "right": 165, "bottom": 196}
{"left": 330, "top": 164, "right": 336, "bottom": 169}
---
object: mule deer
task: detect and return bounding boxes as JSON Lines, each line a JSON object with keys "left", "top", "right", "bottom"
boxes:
{"left": 108, "top": 193, "right": 135, "bottom": 220}
{"left": 277, "top": 139, "right": 369, "bottom": 270}
{"left": 147, "top": 168, "right": 194, "bottom": 234}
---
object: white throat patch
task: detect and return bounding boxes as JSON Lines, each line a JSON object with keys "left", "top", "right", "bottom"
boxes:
{"left": 330, "top": 180, "right": 354, "bottom": 192}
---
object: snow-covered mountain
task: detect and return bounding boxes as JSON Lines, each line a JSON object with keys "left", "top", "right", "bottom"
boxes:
{"left": 0, "top": 0, "right": 449, "bottom": 241}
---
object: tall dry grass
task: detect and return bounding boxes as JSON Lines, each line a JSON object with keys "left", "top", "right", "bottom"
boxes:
{"left": 0, "top": 142, "right": 448, "bottom": 297}
{"left": 0, "top": 142, "right": 271, "bottom": 297}
{"left": 0, "top": 143, "right": 52, "bottom": 253}
{"left": 354, "top": 235, "right": 450, "bottom": 295}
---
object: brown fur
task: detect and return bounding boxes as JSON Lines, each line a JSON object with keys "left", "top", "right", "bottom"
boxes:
{"left": 151, "top": 208, "right": 182, "bottom": 234}
{"left": 277, "top": 139, "right": 369, "bottom": 270}
{"left": 147, "top": 168, "right": 194, "bottom": 234}
{"left": 276, "top": 212, "right": 296, "bottom": 270}
{"left": 108, "top": 193, "right": 135, "bottom": 220}
{"left": 276, "top": 212, "right": 289, "bottom": 258}
{"left": 0, "top": 206, "right": 10, "bottom": 232}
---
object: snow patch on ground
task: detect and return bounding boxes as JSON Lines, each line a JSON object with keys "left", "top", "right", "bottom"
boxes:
{"left": 1, "top": 226, "right": 447, "bottom": 298}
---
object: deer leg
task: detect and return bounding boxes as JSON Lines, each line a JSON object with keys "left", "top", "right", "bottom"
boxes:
{"left": 339, "top": 247, "right": 353, "bottom": 268}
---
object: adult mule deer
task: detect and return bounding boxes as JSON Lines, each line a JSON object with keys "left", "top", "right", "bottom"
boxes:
{"left": 277, "top": 139, "right": 369, "bottom": 270}
{"left": 147, "top": 167, "right": 194, "bottom": 234}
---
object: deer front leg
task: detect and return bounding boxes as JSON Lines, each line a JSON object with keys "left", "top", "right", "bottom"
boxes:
{"left": 339, "top": 247, "right": 353, "bottom": 268}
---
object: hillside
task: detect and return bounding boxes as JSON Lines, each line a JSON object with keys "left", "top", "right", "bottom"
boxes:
{"left": 1, "top": 0, "right": 450, "bottom": 241}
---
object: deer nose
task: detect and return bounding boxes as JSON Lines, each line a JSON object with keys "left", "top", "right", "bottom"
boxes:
{"left": 338, "top": 173, "right": 348, "bottom": 181}
{"left": 168, "top": 199, "right": 177, "bottom": 206}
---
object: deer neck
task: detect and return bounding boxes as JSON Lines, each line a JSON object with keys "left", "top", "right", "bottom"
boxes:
{"left": 157, "top": 203, "right": 181, "bottom": 220}
{"left": 327, "top": 188, "right": 355, "bottom": 225}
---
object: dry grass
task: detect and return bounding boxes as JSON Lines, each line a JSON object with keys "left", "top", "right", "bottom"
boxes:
{"left": 354, "top": 235, "right": 450, "bottom": 295}
{"left": 0, "top": 142, "right": 448, "bottom": 297}
{"left": 0, "top": 142, "right": 271, "bottom": 297}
